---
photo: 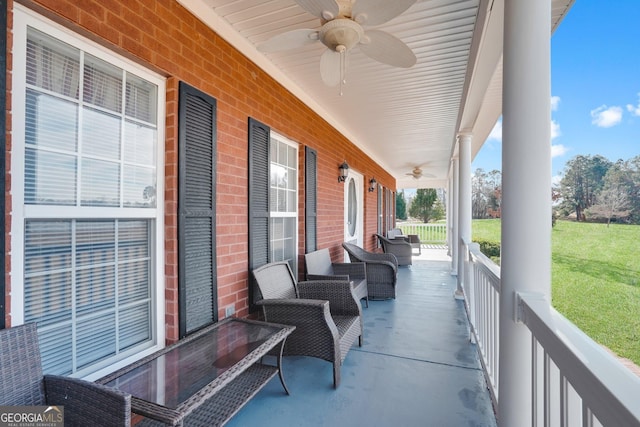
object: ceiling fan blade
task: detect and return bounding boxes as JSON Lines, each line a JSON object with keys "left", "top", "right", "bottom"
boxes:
{"left": 320, "top": 49, "right": 342, "bottom": 86}
{"left": 294, "top": 0, "right": 340, "bottom": 20}
{"left": 258, "top": 29, "right": 319, "bottom": 53}
{"left": 360, "top": 30, "right": 416, "bottom": 68}
{"left": 352, "top": 0, "right": 418, "bottom": 26}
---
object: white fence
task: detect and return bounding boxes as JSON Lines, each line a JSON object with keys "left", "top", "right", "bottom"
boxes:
{"left": 397, "top": 223, "right": 447, "bottom": 245}
{"left": 462, "top": 241, "right": 640, "bottom": 426}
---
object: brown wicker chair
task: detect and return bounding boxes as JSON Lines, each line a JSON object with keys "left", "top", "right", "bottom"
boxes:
{"left": 0, "top": 323, "right": 131, "bottom": 427}
{"left": 252, "top": 261, "right": 363, "bottom": 388}
{"left": 375, "top": 234, "right": 413, "bottom": 266}
{"left": 304, "top": 248, "right": 369, "bottom": 307}
{"left": 342, "top": 242, "right": 398, "bottom": 299}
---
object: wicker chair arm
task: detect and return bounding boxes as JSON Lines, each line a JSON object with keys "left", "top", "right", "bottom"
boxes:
{"left": 362, "top": 251, "right": 398, "bottom": 267}
{"left": 332, "top": 262, "right": 366, "bottom": 280}
{"left": 307, "top": 274, "right": 350, "bottom": 282}
{"left": 365, "top": 258, "right": 398, "bottom": 273}
{"left": 298, "top": 280, "right": 360, "bottom": 316}
{"left": 256, "top": 298, "right": 339, "bottom": 343}
{"left": 383, "top": 242, "right": 413, "bottom": 259}
{"left": 257, "top": 298, "right": 333, "bottom": 324}
{"left": 44, "top": 375, "right": 132, "bottom": 427}
{"left": 364, "top": 261, "right": 397, "bottom": 282}
{"left": 384, "top": 238, "right": 410, "bottom": 247}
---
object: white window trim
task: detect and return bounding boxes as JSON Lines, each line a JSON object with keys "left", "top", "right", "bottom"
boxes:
{"left": 269, "top": 131, "right": 299, "bottom": 269}
{"left": 11, "top": 4, "right": 166, "bottom": 379}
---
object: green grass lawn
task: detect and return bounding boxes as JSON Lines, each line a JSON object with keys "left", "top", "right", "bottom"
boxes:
{"left": 472, "top": 219, "right": 640, "bottom": 366}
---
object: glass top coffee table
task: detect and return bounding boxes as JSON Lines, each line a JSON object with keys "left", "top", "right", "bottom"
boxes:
{"left": 98, "top": 318, "right": 294, "bottom": 426}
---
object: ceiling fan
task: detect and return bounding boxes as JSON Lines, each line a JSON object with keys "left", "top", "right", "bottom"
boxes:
{"left": 258, "top": 0, "right": 418, "bottom": 90}
{"left": 405, "top": 166, "right": 434, "bottom": 180}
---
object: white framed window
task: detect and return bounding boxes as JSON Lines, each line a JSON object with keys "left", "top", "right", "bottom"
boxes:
{"left": 269, "top": 132, "right": 298, "bottom": 272}
{"left": 11, "top": 5, "right": 165, "bottom": 378}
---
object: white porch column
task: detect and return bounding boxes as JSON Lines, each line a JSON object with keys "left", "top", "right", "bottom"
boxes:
{"left": 446, "top": 171, "right": 453, "bottom": 256}
{"left": 456, "top": 134, "right": 472, "bottom": 298}
{"left": 499, "top": 0, "right": 552, "bottom": 424}
{"left": 450, "top": 157, "right": 459, "bottom": 275}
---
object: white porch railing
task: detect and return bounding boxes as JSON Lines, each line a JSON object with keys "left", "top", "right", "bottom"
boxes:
{"left": 462, "top": 240, "right": 640, "bottom": 426}
{"left": 464, "top": 242, "right": 500, "bottom": 406}
{"left": 397, "top": 223, "right": 447, "bottom": 245}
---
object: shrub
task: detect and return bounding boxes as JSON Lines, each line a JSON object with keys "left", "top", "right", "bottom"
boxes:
{"left": 474, "top": 238, "right": 501, "bottom": 259}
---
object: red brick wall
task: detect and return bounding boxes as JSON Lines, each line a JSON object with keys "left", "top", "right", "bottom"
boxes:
{"left": 6, "top": 0, "right": 395, "bottom": 339}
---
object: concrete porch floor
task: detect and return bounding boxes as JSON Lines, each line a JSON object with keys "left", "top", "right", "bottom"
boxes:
{"left": 226, "top": 248, "right": 498, "bottom": 427}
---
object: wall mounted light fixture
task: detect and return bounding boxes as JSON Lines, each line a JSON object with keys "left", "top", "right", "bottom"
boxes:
{"left": 368, "top": 177, "right": 377, "bottom": 192}
{"left": 338, "top": 160, "right": 349, "bottom": 183}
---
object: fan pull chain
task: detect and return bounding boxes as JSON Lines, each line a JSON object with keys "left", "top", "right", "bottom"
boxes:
{"left": 338, "top": 45, "right": 346, "bottom": 96}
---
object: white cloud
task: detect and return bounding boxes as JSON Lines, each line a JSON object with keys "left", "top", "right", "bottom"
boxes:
{"left": 487, "top": 118, "right": 562, "bottom": 142}
{"left": 626, "top": 92, "right": 640, "bottom": 116}
{"left": 551, "top": 96, "right": 561, "bottom": 111}
{"left": 551, "top": 120, "right": 561, "bottom": 140}
{"left": 488, "top": 119, "right": 502, "bottom": 141}
{"left": 590, "top": 105, "right": 623, "bottom": 127}
{"left": 551, "top": 144, "right": 569, "bottom": 158}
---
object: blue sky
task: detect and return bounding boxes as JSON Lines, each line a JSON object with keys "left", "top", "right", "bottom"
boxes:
{"left": 472, "top": 1, "right": 640, "bottom": 181}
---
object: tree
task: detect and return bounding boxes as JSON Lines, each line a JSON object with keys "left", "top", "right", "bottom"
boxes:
{"left": 586, "top": 188, "right": 630, "bottom": 225}
{"left": 586, "top": 161, "right": 632, "bottom": 225}
{"left": 557, "top": 155, "right": 612, "bottom": 221}
{"left": 408, "top": 188, "right": 438, "bottom": 223}
{"left": 431, "top": 198, "right": 446, "bottom": 222}
{"left": 396, "top": 191, "right": 407, "bottom": 220}
{"left": 623, "top": 155, "right": 640, "bottom": 223}
{"left": 472, "top": 168, "right": 488, "bottom": 218}
{"left": 472, "top": 168, "right": 501, "bottom": 218}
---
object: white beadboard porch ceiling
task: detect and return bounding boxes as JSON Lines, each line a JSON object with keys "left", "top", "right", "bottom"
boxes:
{"left": 178, "top": 0, "right": 574, "bottom": 189}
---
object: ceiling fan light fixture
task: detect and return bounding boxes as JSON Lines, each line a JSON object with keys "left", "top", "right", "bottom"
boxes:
{"left": 319, "top": 19, "right": 363, "bottom": 52}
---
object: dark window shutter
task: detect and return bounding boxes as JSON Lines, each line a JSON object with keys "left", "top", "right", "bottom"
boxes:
{"left": 248, "top": 117, "right": 270, "bottom": 307}
{"left": 385, "top": 188, "right": 393, "bottom": 232}
{"left": 389, "top": 190, "right": 396, "bottom": 228}
{"left": 305, "top": 147, "right": 317, "bottom": 253}
{"left": 178, "top": 82, "right": 217, "bottom": 337}
{"left": 377, "top": 184, "right": 383, "bottom": 245}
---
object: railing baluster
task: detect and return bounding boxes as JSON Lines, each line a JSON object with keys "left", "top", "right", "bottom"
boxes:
{"left": 582, "top": 404, "right": 592, "bottom": 427}
{"left": 560, "top": 375, "right": 570, "bottom": 427}
{"left": 533, "top": 336, "right": 539, "bottom": 427}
